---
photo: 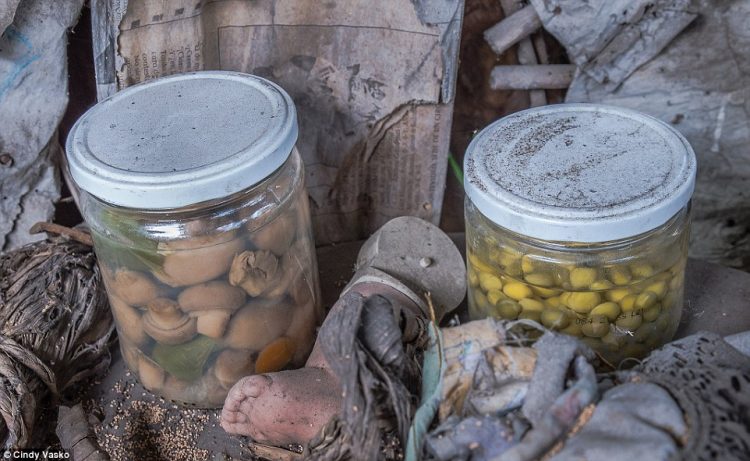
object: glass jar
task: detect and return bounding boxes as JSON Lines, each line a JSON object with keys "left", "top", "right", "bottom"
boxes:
{"left": 66, "top": 72, "right": 323, "bottom": 406}
{"left": 463, "top": 104, "right": 696, "bottom": 364}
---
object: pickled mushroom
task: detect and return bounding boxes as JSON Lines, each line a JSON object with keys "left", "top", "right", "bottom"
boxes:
{"left": 177, "top": 281, "right": 246, "bottom": 312}
{"left": 110, "top": 269, "right": 162, "bottom": 306}
{"left": 160, "top": 375, "right": 193, "bottom": 402}
{"left": 195, "top": 309, "right": 233, "bottom": 339}
{"left": 143, "top": 298, "right": 197, "bottom": 345}
{"left": 224, "top": 300, "right": 293, "bottom": 350}
{"left": 156, "top": 234, "right": 244, "bottom": 287}
{"left": 266, "top": 250, "right": 305, "bottom": 299}
{"left": 202, "top": 370, "right": 231, "bottom": 406}
{"left": 228, "top": 250, "right": 282, "bottom": 297}
{"left": 175, "top": 282, "right": 246, "bottom": 339}
{"left": 285, "top": 300, "right": 318, "bottom": 364}
{"left": 253, "top": 244, "right": 306, "bottom": 301}
{"left": 289, "top": 272, "right": 312, "bottom": 307}
{"left": 109, "top": 295, "right": 149, "bottom": 346}
{"left": 138, "top": 354, "right": 166, "bottom": 391}
{"left": 214, "top": 349, "right": 256, "bottom": 389}
{"left": 119, "top": 337, "right": 143, "bottom": 369}
{"left": 250, "top": 213, "right": 297, "bottom": 256}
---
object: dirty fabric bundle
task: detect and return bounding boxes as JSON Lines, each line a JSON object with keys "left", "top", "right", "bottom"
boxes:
{"left": 0, "top": 238, "right": 114, "bottom": 448}
{"left": 409, "top": 319, "right": 750, "bottom": 461}
{"left": 306, "top": 292, "right": 428, "bottom": 461}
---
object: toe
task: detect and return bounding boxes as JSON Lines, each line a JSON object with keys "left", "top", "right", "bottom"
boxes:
{"left": 220, "top": 404, "right": 252, "bottom": 434}
{"left": 240, "top": 374, "right": 272, "bottom": 398}
{"left": 220, "top": 375, "right": 274, "bottom": 435}
{"left": 220, "top": 406, "right": 246, "bottom": 424}
{"left": 223, "top": 375, "right": 271, "bottom": 411}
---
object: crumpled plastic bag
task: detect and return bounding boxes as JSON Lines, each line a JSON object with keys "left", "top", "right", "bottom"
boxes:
{"left": 530, "top": 0, "right": 697, "bottom": 89}
{"left": 531, "top": 0, "right": 750, "bottom": 269}
{"left": 0, "top": 0, "right": 83, "bottom": 250}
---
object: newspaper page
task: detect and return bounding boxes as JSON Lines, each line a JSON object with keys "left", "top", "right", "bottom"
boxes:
{"left": 91, "top": 0, "right": 464, "bottom": 244}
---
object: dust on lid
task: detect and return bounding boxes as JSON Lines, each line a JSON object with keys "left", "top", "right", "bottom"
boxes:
{"left": 464, "top": 104, "right": 697, "bottom": 243}
{"left": 66, "top": 71, "right": 298, "bottom": 209}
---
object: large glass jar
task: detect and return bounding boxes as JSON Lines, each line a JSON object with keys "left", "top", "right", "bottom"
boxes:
{"left": 66, "top": 72, "right": 323, "bottom": 406}
{"left": 463, "top": 104, "right": 697, "bottom": 364}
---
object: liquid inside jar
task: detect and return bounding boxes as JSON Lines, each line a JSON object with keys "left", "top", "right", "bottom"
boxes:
{"left": 466, "top": 200, "right": 689, "bottom": 364}
{"left": 88, "top": 153, "right": 322, "bottom": 407}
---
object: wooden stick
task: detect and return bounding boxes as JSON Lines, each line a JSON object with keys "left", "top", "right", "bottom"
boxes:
{"left": 30, "top": 222, "right": 94, "bottom": 246}
{"left": 498, "top": 0, "right": 547, "bottom": 105}
{"left": 490, "top": 65, "right": 576, "bottom": 90}
{"left": 484, "top": 5, "right": 542, "bottom": 57}
{"left": 56, "top": 405, "right": 110, "bottom": 461}
{"left": 532, "top": 33, "right": 550, "bottom": 64}
{"left": 531, "top": 32, "right": 552, "bottom": 105}
{"left": 246, "top": 442, "right": 303, "bottom": 461}
{"left": 518, "top": 40, "right": 547, "bottom": 106}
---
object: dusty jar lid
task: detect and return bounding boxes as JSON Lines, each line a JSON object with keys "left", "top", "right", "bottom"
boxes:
{"left": 464, "top": 104, "right": 697, "bottom": 243}
{"left": 66, "top": 71, "right": 298, "bottom": 209}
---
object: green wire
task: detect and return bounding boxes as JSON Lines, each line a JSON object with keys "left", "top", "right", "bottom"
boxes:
{"left": 448, "top": 152, "right": 464, "bottom": 186}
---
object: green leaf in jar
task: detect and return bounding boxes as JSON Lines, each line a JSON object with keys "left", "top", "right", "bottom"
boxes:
{"left": 151, "top": 335, "right": 217, "bottom": 382}
{"left": 92, "top": 209, "right": 164, "bottom": 272}
{"left": 92, "top": 231, "right": 164, "bottom": 273}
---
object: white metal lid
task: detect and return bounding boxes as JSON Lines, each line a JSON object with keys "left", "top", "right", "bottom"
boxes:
{"left": 464, "top": 104, "right": 697, "bottom": 243}
{"left": 66, "top": 71, "right": 298, "bottom": 209}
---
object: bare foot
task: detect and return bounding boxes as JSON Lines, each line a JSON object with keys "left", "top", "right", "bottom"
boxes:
{"left": 221, "top": 367, "right": 339, "bottom": 444}
{"left": 220, "top": 283, "right": 419, "bottom": 445}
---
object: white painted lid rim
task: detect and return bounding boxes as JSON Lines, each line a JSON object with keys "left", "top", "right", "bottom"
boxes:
{"left": 66, "top": 71, "right": 298, "bottom": 209}
{"left": 464, "top": 103, "right": 697, "bottom": 243}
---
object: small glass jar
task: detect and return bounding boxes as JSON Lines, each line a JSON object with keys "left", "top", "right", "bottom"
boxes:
{"left": 66, "top": 72, "right": 323, "bottom": 406}
{"left": 463, "top": 104, "right": 696, "bottom": 364}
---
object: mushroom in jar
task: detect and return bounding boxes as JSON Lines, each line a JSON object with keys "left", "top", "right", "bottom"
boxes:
{"left": 214, "top": 348, "right": 257, "bottom": 389}
{"left": 285, "top": 298, "right": 318, "bottom": 364}
{"left": 250, "top": 212, "right": 297, "bottom": 256}
{"left": 143, "top": 298, "right": 197, "bottom": 345}
{"left": 270, "top": 238, "right": 311, "bottom": 299}
{"left": 202, "top": 370, "right": 231, "bottom": 407}
{"left": 109, "top": 295, "right": 149, "bottom": 346}
{"left": 156, "top": 233, "right": 244, "bottom": 287}
{"left": 109, "top": 269, "right": 162, "bottom": 306}
{"left": 289, "top": 270, "right": 314, "bottom": 307}
{"left": 266, "top": 251, "right": 303, "bottom": 299}
{"left": 119, "top": 337, "right": 143, "bottom": 369}
{"left": 178, "top": 281, "right": 246, "bottom": 311}
{"left": 160, "top": 375, "right": 193, "bottom": 403}
{"left": 177, "top": 281, "right": 246, "bottom": 339}
{"left": 138, "top": 354, "right": 166, "bottom": 391}
{"left": 224, "top": 299, "right": 293, "bottom": 351}
{"left": 228, "top": 250, "right": 283, "bottom": 297}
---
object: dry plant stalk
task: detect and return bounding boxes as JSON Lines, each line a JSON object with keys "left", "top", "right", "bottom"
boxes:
{"left": 56, "top": 405, "right": 110, "bottom": 461}
{"left": 0, "top": 237, "right": 114, "bottom": 448}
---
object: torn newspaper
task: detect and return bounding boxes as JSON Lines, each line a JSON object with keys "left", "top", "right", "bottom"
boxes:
{"left": 90, "top": 0, "right": 464, "bottom": 244}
